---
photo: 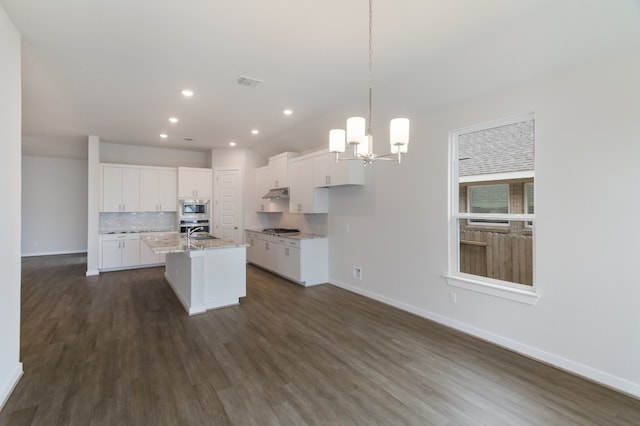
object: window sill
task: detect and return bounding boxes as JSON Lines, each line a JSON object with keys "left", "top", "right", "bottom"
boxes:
{"left": 444, "top": 274, "right": 540, "bottom": 305}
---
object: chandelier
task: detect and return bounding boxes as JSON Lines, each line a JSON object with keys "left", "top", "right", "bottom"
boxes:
{"left": 329, "top": 0, "right": 410, "bottom": 165}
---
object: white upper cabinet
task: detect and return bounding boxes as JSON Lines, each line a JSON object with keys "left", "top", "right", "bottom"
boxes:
{"left": 101, "top": 165, "right": 140, "bottom": 212}
{"left": 313, "top": 150, "right": 365, "bottom": 187}
{"left": 139, "top": 167, "right": 177, "bottom": 212}
{"left": 288, "top": 156, "right": 328, "bottom": 214}
{"left": 256, "top": 166, "right": 287, "bottom": 212}
{"left": 178, "top": 167, "right": 212, "bottom": 199}
{"left": 268, "top": 152, "right": 297, "bottom": 188}
{"left": 157, "top": 169, "right": 178, "bottom": 210}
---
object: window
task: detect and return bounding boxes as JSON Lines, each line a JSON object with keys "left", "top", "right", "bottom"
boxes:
{"left": 467, "top": 184, "right": 509, "bottom": 225}
{"left": 446, "top": 114, "right": 537, "bottom": 304}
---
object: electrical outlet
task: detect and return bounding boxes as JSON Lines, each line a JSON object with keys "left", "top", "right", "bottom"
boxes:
{"left": 450, "top": 292, "right": 457, "bottom": 304}
{"left": 353, "top": 266, "right": 362, "bottom": 280}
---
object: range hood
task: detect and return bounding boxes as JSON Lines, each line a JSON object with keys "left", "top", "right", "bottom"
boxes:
{"left": 262, "top": 188, "right": 289, "bottom": 199}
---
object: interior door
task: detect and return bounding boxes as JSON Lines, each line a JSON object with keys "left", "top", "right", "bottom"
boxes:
{"left": 213, "top": 168, "right": 240, "bottom": 242}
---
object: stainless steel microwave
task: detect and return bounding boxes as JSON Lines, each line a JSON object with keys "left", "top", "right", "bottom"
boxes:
{"left": 179, "top": 199, "right": 209, "bottom": 219}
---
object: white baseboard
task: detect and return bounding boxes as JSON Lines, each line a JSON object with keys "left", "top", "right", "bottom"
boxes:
{"left": 21, "top": 249, "right": 86, "bottom": 257}
{"left": 0, "top": 362, "right": 23, "bottom": 412}
{"left": 329, "top": 279, "right": 640, "bottom": 399}
{"left": 204, "top": 298, "right": 239, "bottom": 311}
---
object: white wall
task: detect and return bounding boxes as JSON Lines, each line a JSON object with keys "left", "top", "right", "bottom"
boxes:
{"left": 22, "top": 155, "right": 88, "bottom": 256}
{"left": 328, "top": 48, "right": 640, "bottom": 397}
{"left": 100, "top": 142, "right": 210, "bottom": 167}
{"left": 0, "top": 4, "right": 23, "bottom": 410}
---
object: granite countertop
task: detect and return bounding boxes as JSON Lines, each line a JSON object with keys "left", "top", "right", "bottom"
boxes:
{"left": 244, "top": 228, "right": 326, "bottom": 240}
{"left": 142, "top": 233, "right": 247, "bottom": 254}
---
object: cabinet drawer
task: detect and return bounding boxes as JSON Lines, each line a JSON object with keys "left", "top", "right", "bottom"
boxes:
{"left": 102, "top": 233, "right": 140, "bottom": 242}
{"left": 284, "top": 239, "right": 300, "bottom": 248}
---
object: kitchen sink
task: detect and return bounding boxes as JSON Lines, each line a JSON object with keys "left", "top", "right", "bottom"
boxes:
{"left": 190, "top": 234, "right": 218, "bottom": 240}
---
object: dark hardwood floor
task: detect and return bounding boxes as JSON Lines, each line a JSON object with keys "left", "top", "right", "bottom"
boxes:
{"left": 1, "top": 254, "right": 639, "bottom": 425}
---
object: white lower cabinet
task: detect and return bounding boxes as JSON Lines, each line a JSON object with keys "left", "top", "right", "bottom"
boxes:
{"left": 101, "top": 234, "right": 140, "bottom": 269}
{"left": 246, "top": 232, "right": 264, "bottom": 265}
{"left": 246, "top": 231, "right": 327, "bottom": 286}
{"left": 100, "top": 232, "right": 175, "bottom": 271}
{"left": 278, "top": 245, "right": 301, "bottom": 281}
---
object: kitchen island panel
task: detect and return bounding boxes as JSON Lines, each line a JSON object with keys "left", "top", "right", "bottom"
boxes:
{"left": 164, "top": 250, "right": 203, "bottom": 315}
{"left": 161, "top": 244, "right": 246, "bottom": 316}
{"left": 201, "top": 247, "right": 246, "bottom": 310}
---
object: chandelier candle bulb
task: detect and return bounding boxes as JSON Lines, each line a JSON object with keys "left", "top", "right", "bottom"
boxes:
{"left": 347, "top": 117, "right": 366, "bottom": 147}
{"left": 329, "top": 129, "right": 346, "bottom": 153}
{"left": 390, "top": 118, "right": 410, "bottom": 154}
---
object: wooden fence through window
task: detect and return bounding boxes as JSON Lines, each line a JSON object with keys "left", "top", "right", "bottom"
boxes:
{"left": 459, "top": 230, "right": 533, "bottom": 285}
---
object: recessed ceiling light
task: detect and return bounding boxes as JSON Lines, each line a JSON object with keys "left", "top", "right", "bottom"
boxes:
{"left": 181, "top": 89, "right": 194, "bottom": 97}
{"left": 283, "top": 109, "right": 293, "bottom": 116}
{"left": 229, "top": 141, "right": 237, "bottom": 147}
{"left": 169, "top": 117, "right": 178, "bottom": 123}
{"left": 160, "top": 134, "right": 168, "bottom": 139}
{"left": 251, "top": 129, "right": 259, "bottom": 135}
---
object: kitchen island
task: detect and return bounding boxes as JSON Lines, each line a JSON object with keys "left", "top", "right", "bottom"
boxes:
{"left": 142, "top": 234, "right": 247, "bottom": 315}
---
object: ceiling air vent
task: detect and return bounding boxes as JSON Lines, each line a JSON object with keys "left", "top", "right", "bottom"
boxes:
{"left": 234, "top": 75, "right": 263, "bottom": 88}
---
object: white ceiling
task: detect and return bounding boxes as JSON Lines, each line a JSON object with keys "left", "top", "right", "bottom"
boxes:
{"left": 3, "top": 0, "right": 640, "bottom": 159}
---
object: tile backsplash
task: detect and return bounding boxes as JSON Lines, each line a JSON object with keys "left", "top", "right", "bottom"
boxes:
{"left": 266, "top": 212, "right": 328, "bottom": 236}
{"left": 100, "top": 212, "right": 177, "bottom": 233}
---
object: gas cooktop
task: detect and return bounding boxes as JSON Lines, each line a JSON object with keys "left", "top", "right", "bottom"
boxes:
{"left": 262, "top": 228, "right": 300, "bottom": 235}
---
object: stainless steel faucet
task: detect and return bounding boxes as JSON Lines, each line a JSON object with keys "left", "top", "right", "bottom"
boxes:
{"left": 186, "top": 226, "right": 204, "bottom": 245}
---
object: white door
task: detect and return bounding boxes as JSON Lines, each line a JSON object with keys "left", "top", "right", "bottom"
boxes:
{"left": 213, "top": 168, "right": 241, "bottom": 242}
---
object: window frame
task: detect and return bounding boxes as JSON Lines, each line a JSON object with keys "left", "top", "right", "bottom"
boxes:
{"left": 525, "top": 182, "right": 534, "bottom": 228}
{"left": 446, "top": 113, "right": 538, "bottom": 304}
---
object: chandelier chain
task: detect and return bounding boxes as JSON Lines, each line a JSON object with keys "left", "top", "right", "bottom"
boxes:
{"left": 368, "top": 0, "right": 373, "bottom": 136}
